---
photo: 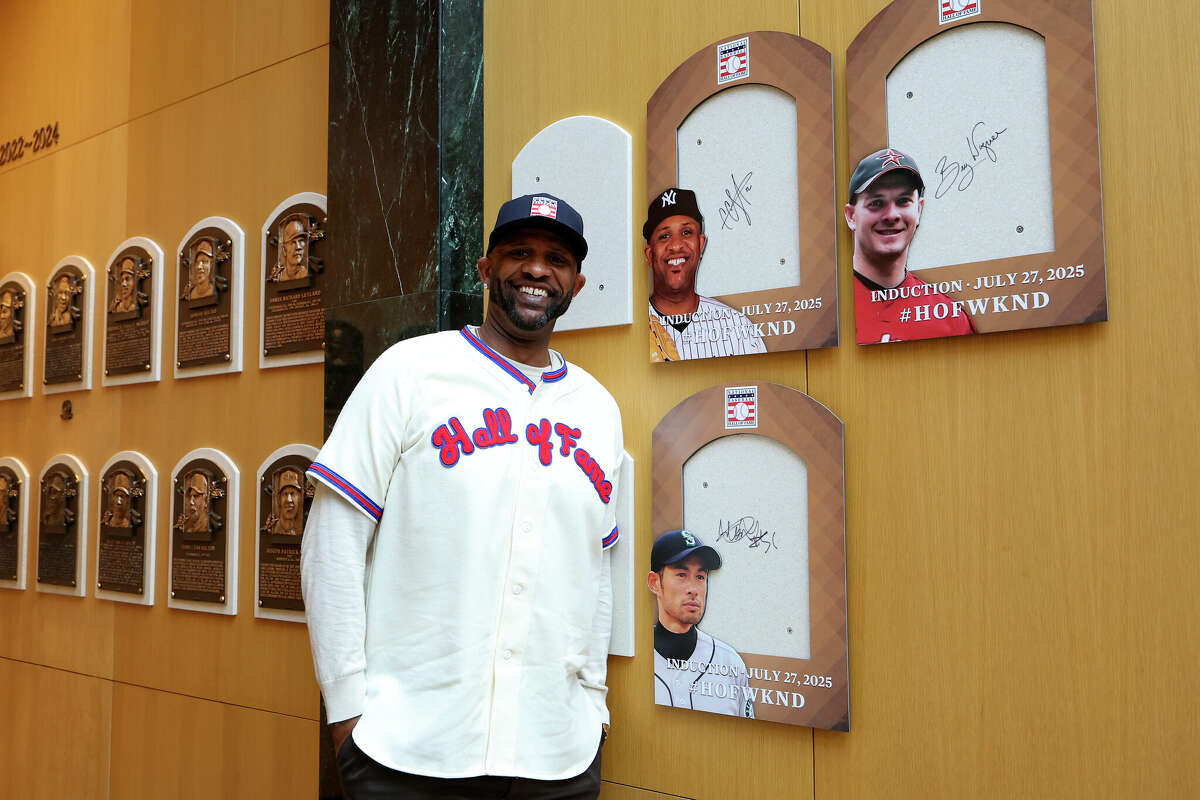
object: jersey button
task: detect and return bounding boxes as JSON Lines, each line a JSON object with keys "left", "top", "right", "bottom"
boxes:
{"left": 521, "top": 521, "right": 532, "bottom": 533}
{"left": 502, "top": 649, "right": 513, "bottom": 660}
{"left": 512, "top": 584, "right": 523, "bottom": 595}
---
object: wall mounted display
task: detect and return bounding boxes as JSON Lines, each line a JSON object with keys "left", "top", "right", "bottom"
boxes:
{"left": 95, "top": 451, "right": 156, "bottom": 605}
{"left": 845, "top": 0, "right": 1106, "bottom": 343}
{"left": 174, "top": 217, "right": 244, "bottom": 379}
{"left": 0, "top": 272, "right": 35, "bottom": 400}
{"left": 646, "top": 31, "right": 838, "bottom": 361}
{"left": 254, "top": 443, "right": 317, "bottom": 622}
{"left": 0, "top": 457, "right": 30, "bottom": 589}
{"left": 168, "top": 448, "right": 239, "bottom": 615}
{"left": 608, "top": 453, "right": 635, "bottom": 657}
{"left": 36, "top": 454, "right": 88, "bottom": 597}
{"left": 512, "top": 116, "right": 632, "bottom": 332}
{"left": 43, "top": 256, "right": 94, "bottom": 394}
{"left": 102, "top": 237, "right": 164, "bottom": 386}
{"left": 652, "top": 383, "right": 847, "bottom": 730}
{"left": 260, "top": 193, "right": 327, "bottom": 369}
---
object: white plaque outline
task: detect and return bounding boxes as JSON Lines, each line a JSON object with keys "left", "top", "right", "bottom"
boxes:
{"left": 174, "top": 216, "right": 245, "bottom": 380}
{"left": 101, "top": 236, "right": 165, "bottom": 387}
{"left": 0, "top": 271, "right": 36, "bottom": 401}
{"left": 43, "top": 256, "right": 95, "bottom": 395}
{"left": 253, "top": 442, "right": 318, "bottom": 623}
{"left": 0, "top": 456, "right": 31, "bottom": 590}
{"left": 609, "top": 452, "right": 635, "bottom": 657}
{"left": 259, "top": 192, "right": 327, "bottom": 370}
{"left": 35, "top": 453, "right": 88, "bottom": 597}
{"left": 94, "top": 450, "right": 157, "bottom": 606}
{"left": 167, "top": 447, "right": 239, "bottom": 616}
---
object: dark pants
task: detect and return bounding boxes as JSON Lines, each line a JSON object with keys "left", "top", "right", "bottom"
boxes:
{"left": 337, "top": 732, "right": 604, "bottom": 800}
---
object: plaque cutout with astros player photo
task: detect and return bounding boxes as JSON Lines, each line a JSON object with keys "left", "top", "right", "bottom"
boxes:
{"left": 95, "top": 451, "right": 157, "bottom": 605}
{"left": 0, "top": 272, "right": 35, "bottom": 401}
{"left": 260, "top": 193, "right": 327, "bottom": 369}
{"left": 254, "top": 443, "right": 317, "bottom": 622}
{"left": 35, "top": 454, "right": 89, "bottom": 597}
{"left": 43, "top": 256, "right": 94, "bottom": 395}
{"left": 102, "top": 237, "right": 164, "bottom": 387}
{"left": 174, "top": 217, "right": 245, "bottom": 379}
{"left": 168, "top": 448, "right": 239, "bottom": 615}
{"left": 652, "top": 383, "right": 847, "bottom": 730}
{"left": 646, "top": 31, "right": 838, "bottom": 362}
{"left": 0, "top": 457, "right": 31, "bottom": 590}
{"left": 845, "top": 0, "right": 1106, "bottom": 343}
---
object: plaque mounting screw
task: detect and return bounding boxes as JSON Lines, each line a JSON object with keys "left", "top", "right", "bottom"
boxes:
{"left": 171, "top": 591, "right": 176, "bottom": 597}
{"left": 1016, "top": 225, "right": 1024, "bottom": 233}
{"left": 779, "top": 259, "right": 786, "bottom": 265}
{"left": 906, "top": 91, "right": 913, "bottom": 99}
{"left": 696, "top": 139, "right": 702, "bottom": 145}
{"left": 97, "top": 582, "right": 102, "bottom": 589}
{"left": 105, "top": 369, "right": 110, "bottom": 376}
{"left": 258, "top": 600, "right": 263, "bottom": 606}
{"left": 224, "top": 354, "right": 230, "bottom": 361}
{"left": 144, "top": 363, "right": 150, "bottom": 370}
{"left": 598, "top": 284, "right": 605, "bottom": 291}
{"left": 219, "top": 595, "right": 225, "bottom": 602}
{"left": 177, "top": 361, "right": 182, "bottom": 367}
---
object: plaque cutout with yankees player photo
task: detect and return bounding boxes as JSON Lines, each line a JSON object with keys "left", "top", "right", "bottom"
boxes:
{"left": 260, "top": 193, "right": 327, "bottom": 369}
{"left": 652, "top": 382, "right": 848, "bottom": 730}
{"left": 168, "top": 448, "right": 239, "bottom": 615}
{"left": 0, "top": 272, "right": 35, "bottom": 400}
{"left": 43, "top": 257, "right": 94, "bottom": 394}
{"left": 254, "top": 443, "right": 317, "bottom": 622}
{"left": 646, "top": 31, "right": 838, "bottom": 362}
{"left": 102, "top": 237, "right": 164, "bottom": 386}
{"left": 0, "top": 457, "right": 31, "bottom": 590}
{"left": 845, "top": 0, "right": 1106, "bottom": 344}
{"left": 95, "top": 452, "right": 157, "bottom": 605}
{"left": 36, "top": 454, "right": 88, "bottom": 597}
{"left": 174, "top": 217, "right": 245, "bottom": 379}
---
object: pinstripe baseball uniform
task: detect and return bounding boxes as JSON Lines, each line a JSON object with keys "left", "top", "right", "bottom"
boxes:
{"left": 648, "top": 297, "right": 767, "bottom": 361}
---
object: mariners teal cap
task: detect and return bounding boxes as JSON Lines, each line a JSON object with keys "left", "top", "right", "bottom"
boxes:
{"left": 487, "top": 193, "right": 588, "bottom": 267}
{"left": 651, "top": 530, "right": 722, "bottom": 571}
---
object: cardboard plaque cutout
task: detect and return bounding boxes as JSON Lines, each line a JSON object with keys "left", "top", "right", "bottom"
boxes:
{"left": 845, "top": 0, "right": 1106, "bottom": 344}
{"left": 254, "top": 444, "right": 317, "bottom": 622}
{"left": 646, "top": 31, "right": 838, "bottom": 361}
{"left": 175, "top": 217, "right": 245, "bottom": 378}
{"left": 652, "top": 383, "right": 847, "bottom": 730}
{"left": 0, "top": 273, "right": 34, "bottom": 399}
{"left": 260, "top": 193, "right": 327, "bottom": 368}
{"left": 103, "top": 237, "right": 164, "bottom": 386}
{"left": 0, "top": 458, "right": 30, "bottom": 588}
{"left": 36, "top": 455, "right": 88, "bottom": 596}
{"left": 96, "top": 452, "right": 156, "bottom": 604}
{"left": 43, "top": 257, "right": 94, "bottom": 393}
{"left": 168, "top": 448, "right": 239, "bottom": 615}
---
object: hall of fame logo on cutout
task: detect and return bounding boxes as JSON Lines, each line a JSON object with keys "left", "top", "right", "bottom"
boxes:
{"left": 724, "top": 385, "right": 758, "bottom": 429}
{"left": 717, "top": 37, "right": 750, "bottom": 84}
{"left": 939, "top": 0, "right": 980, "bottom": 25}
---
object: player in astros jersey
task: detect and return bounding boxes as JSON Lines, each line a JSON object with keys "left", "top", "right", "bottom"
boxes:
{"left": 302, "top": 193, "right": 622, "bottom": 798}
{"left": 845, "top": 148, "right": 976, "bottom": 344}
{"left": 649, "top": 530, "right": 754, "bottom": 719}
{"left": 645, "top": 188, "right": 766, "bottom": 361}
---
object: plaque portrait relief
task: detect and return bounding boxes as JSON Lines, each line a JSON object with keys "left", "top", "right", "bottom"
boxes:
{"left": 96, "top": 460, "right": 151, "bottom": 598}
{"left": 0, "top": 463, "right": 24, "bottom": 585}
{"left": 260, "top": 194, "right": 327, "bottom": 368}
{"left": 175, "top": 217, "right": 245, "bottom": 378}
{"left": 44, "top": 258, "right": 94, "bottom": 392}
{"left": 169, "top": 450, "right": 239, "bottom": 613}
{"left": 36, "top": 456, "right": 88, "bottom": 595}
{"left": 0, "top": 285, "right": 21, "bottom": 343}
{"left": 0, "top": 274, "right": 33, "bottom": 399}
{"left": 255, "top": 445, "right": 317, "bottom": 620}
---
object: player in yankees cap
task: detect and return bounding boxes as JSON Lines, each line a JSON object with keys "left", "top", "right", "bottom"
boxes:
{"left": 845, "top": 148, "right": 976, "bottom": 344}
{"left": 645, "top": 188, "right": 766, "bottom": 362}
{"left": 649, "top": 530, "right": 754, "bottom": 719}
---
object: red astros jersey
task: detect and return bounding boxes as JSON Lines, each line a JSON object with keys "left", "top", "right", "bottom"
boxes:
{"left": 853, "top": 271, "right": 976, "bottom": 344}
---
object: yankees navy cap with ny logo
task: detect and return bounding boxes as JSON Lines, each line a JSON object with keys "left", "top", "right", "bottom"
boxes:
{"left": 487, "top": 193, "right": 589, "bottom": 266}
{"left": 643, "top": 187, "right": 704, "bottom": 241}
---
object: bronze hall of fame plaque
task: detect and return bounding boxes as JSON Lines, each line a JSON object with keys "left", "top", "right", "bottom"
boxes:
{"left": 263, "top": 203, "right": 325, "bottom": 358}
{"left": 258, "top": 454, "right": 314, "bottom": 611}
{"left": 171, "top": 459, "right": 229, "bottom": 603}
{"left": 0, "top": 466, "right": 21, "bottom": 581}
{"left": 44, "top": 264, "right": 86, "bottom": 385}
{"left": 96, "top": 461, "right": 147, "bottom": 595}
{"left": 105, "top": 246, "right": 153, "bottom": 376}
{"left": 37, "top": 463, "right": 80, "bottom": 587}
{"left": 177, "top": 229, "right": 233, "bottom": 368}
{"left": 0, "top": 279, "right": 29, "bottom": 394}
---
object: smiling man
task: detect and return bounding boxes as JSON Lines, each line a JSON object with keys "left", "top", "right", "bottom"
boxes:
{"left": 649, "top": 530, "right": 754, "bottom": 719}
{"left": 302, "top": 193, "right": 623, "bottom": 799}
{"left": 645, "top": 188, "right": 765, "bottom": 361}
{"left": 845, "top": 148, "right": 976, "bottom": 344}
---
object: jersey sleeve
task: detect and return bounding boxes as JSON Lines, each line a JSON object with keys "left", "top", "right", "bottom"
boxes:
{"left": 307, "top": 348, "right": 409, "bottom": 523}
{"left": 600, "top": 417, "right": 625, "bottom": 551}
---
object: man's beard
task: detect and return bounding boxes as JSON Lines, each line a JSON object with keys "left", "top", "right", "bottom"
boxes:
{"left": 492, "top": 279, "right": 574, "bottom": 331}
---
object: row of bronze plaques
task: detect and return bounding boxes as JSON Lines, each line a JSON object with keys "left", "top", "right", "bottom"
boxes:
{"left": 0, "top": 445, "right": 315, "bottom": 622}
{"left": 0, "top": 193, "right": 326, "bottom": 399}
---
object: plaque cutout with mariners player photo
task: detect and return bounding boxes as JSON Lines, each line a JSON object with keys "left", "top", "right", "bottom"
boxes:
{"left": 95, "top": 452, "right": 157, "bottom": 605}
{"left": 0, "top": 272, "right": 35, "bottom": 400}
{"left": 254, "top": 444, "right": 317, "bottom": 622}
{"left": 168, "top": 448, "right": 239, "bottom": 615}
{"left": 652, "top": 383, "right": 848, "bottom": 730}
{"left": 103, "top": 237, "right": 164, "bottom": 386}
{"left": 0, "top": 457, "right": 31, "bottom": 590}
{"left": 845, "top": 0, "right": 1106, "bottom": 344}
{"left": 36, "top": 454, "right": 88, "bottom": 597}
{"left": 174, "top": 217, "right": 245, "bottom": 379}
{"left": 260, "top": 193, "right": 327, "bottom": 369}
{"left": 646, "top": 31, "right": 838, "bottom": 362}
{"left": 43, "top": 257, "right": 95, "bottom": 394}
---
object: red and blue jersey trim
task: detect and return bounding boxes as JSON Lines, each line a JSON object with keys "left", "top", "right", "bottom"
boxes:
{"left": 602, "top": 525, "right": 619, "bottom": 550}
{"left": 460, "top": 327, "right": 568, "bottom": 393}
{"left": 307, "top": 462, "right": 383, "bottom": 522}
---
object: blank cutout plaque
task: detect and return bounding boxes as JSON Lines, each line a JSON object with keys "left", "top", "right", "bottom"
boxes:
{"left": 647, "top": 31, "right": 838, "bottom": 358}
{"left": 847, "top": 0, "right": 1106, "bottom": 340}
{"left": 653, "top": 383, "right": 847, "bottom": 730}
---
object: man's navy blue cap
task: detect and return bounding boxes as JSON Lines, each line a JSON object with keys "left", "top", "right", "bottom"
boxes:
{"left": 651, "top": 529, "right": 722, "bottom": 572}
{"left": 487, "top": 193, "right": 588, "bottom": 267}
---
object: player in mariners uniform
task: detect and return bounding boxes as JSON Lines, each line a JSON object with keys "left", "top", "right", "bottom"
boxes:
{"left": 302, "top": 193, "right": 622, "bottom": 798}
{"left": 845, "top": 148, "right": 977, "bottom": 344}
{"left": 645, "top": 188, "right": 767, "bottom": 361}
{"left": 649, "top": 530, "right": 754, "bottom": 719}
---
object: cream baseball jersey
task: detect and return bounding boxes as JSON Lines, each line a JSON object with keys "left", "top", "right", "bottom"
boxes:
{"left": 306, "top": 328, "right": 623, "bottom": 779}
{"left": 654, "top": 629, "right": 755, "bottom": 718}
